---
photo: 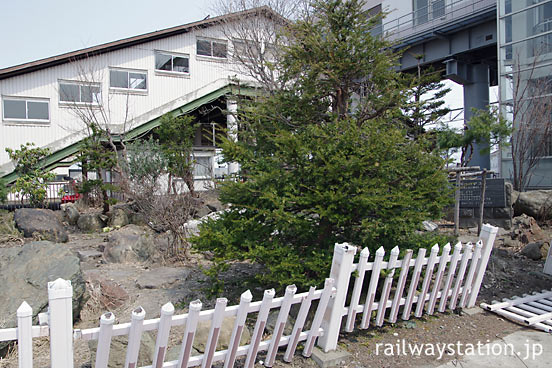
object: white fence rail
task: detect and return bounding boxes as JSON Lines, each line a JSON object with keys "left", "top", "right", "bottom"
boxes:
{"left": 0, "top": 224, "right": 498, "bottom": 367}
{"left": 481, "top": 289, "right": 552, "bottom": 333}
{"left": 317, "top": 224, "right": 497, "bottom": 352}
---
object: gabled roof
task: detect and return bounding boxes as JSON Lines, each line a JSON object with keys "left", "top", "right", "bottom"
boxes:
{"left": 0, "top": 6, "right": 282, "bottom": 80}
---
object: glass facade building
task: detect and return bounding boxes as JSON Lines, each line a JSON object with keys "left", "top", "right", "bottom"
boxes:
{"left": 499, "top": 0, "right": 552, "bottom": 189}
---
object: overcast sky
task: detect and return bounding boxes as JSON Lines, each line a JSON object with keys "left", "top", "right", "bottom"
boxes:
{"left": 0, "top": 0, "right": 215, "bottom": 69}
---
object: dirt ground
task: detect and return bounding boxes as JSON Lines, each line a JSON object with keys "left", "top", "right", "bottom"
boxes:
{"left": 1, "top": 220, "right": 551, "bottom": 367}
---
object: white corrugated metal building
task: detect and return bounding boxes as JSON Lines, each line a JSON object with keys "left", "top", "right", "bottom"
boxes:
{"left": 0, "top": 7, "right": 276, "bottom": 188}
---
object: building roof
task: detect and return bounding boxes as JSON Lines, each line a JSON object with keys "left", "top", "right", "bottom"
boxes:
{"left": 0, "top": 6, "right": 281, "bottom": 81}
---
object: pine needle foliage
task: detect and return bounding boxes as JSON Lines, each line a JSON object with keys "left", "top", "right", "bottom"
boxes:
{"left": 192, "top": 0, "right": 452, "bottom": 289}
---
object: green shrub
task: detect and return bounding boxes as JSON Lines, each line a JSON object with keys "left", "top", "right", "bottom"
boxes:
{"left": 192, "top": 0, "right": 452, "bottom": 290}
{"left": 5, "top": 143, "right": 54, "bottom": 207}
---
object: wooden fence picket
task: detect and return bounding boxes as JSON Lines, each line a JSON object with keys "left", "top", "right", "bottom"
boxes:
{"left": 450, "top": 243, "right": 473, "bottom": 310}
{"left": 16, "top": 302, "right": 33, "bottom": 368}
{"left": 178, "top": 300, "right": 202, "bottom": 368}
{"left": 415, "top": 244, "right": 439, "bottom": 317}
{"left": 467, "top": 224, "right": 498, "bottom": 307}
{"left": 345, "top": 247, "right": 369, "bottom": 332}
{"left": 244, "top": 289, "right": 275, "bottom": 368}
{"left": 284, "top": 286, "right": 316, "bottom": 362}
{"left": 389, "top": 249, "right": 412, "bottom": 323}
{"left": 428, "top": 243, "right": 451, "bottom": 315}
{"left": 95, "top": 312, "right": 116, "bottom": 368}
{"left": 48, "top": 278, "right": 74, "bottom": 368}
{"left": 319, "top": 243, "right": 356, "bottom": 352}
{"left": 265, "top": 284, "right": 297, "bottom": 367}
{"left": 303, "top": 278, "right": 334, "bottom": 358}
{"left": 125, "top": 306, "right": 146, "bottom": 368}
{"left": 376, "top": 246, "right": 399, "bottom": 326}
{"left": 361, "top": 247, "right": 385, "bottom": 329}
{"left": 224, "top": 290, "right": 252, "bottom": 368}
{"left": 439, "top": 242, "right": 462, "bottom": 313}
{"left": 402, "top": 248, "right": 426, "bottom": 320}
{"left": 202, "top": 298, "right": 228, "bottom": 368}
{"left": 459, "top": 240, "right": 482, "bottom": 308}
{"left": 152, "top": 302, "right": 174, "bottom": 368}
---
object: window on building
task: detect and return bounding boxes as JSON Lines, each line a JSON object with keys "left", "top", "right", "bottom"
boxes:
{"left": 59, "top": 81, "right": 101, "bottom": 104}
{"left": 109, "top": 69, "right": 147, "bottom": 90}
{"left": 155, "top": 51, "right": 190, "bottom": 73}
{"left": 2, "top": 97, "right": 49, "bottom": 122}
{"left": 197, "top": 38, "right": 228, "bottom": 58}
{"left": 193, "top": 155, "right": 213, "bottom": 178}
{"left": 232, "top": 39, "right": 261, "bottom": 60}
{"left": 366, "top": 4, "right": 383, "bottom": 36}
{"left": 413, "top": 0, "right": 445, "bottom": 25}
{"left": 414, "top": 0, "right": 429, "bottom": 25}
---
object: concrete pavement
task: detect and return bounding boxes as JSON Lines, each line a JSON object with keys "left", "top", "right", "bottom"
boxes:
{"left": 431, "top": 329, "right": 552, "bottom": 368}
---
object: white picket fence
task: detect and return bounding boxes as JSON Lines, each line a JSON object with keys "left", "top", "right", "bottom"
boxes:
{"left": 481, "top": 289, "right": 552, "bottom": 333}
{"left": 0, "top": 224, "right": 498, "bottom": 367}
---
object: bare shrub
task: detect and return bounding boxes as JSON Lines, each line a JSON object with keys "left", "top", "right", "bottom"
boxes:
{"left": 125, "top": 138, "right": 199, "bottom": 259}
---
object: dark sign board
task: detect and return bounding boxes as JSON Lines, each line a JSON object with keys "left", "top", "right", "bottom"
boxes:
{"left": 459, "top": 178, "right": 506, "bottom": 208}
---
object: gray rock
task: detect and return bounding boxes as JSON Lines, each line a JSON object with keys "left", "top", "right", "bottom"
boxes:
{"left": 14, "top": 208, "right": 68, "bottom": 242}
{"left": 0, "top": 210, "right": 21, "bottom": 237}
{"left": 514, "top": 190, "right": 552, "bottom": 218}
{"left": 266, "top": 310, "right": 295, "bottom": 336}
{"left": 77, "top": 249, "right": 104, "bottom": 261}
{"left": 194, "top": 316, "right": 251, "bottom": 353}
{"left": 77, "top": 213, "right": 106, "bottom": 232}
{"left": 503, "top": 238, "right": 520, "bottom": 248}
{"left": 0, "top": 241, "right": 86, "bottom": 351}
{"left": 511, "top": 214, "right": 546, "bottom": 243}
{"left": 136, "top": 267, "right": 191, "bottom": 289}
{"left": 206, "top": 200, "right": 223, "bottom": 213}
{"left": 103, "top": 225, "right": 160, "bottom": 263}
{"left": 541, "top": 242, "right": 550, "bottom": 260}
{"left": 184, "top": 211, "right": 223, "bottom": 238}
{"left": 195, "top": 205, "right": 213, "bottom": 219}
{"left": 422, "top": 220, "right": 438, "bottom": 232}
{"left": 89, "top": 330, "right": 155, "bottom": 367}
{"left": 497, "top": 227, "right": 510, "bottom": 237}
{"left": 61, "top": 202, "right": 80, "bottom": 226}
{"left": 505, "top": 182, "right": 516, "bottom": 207}
{"left": 520, "top": 242, "right": 543, "bottom": 260}
{"left": 166, "top": 345, "right": 200, "bottom": 362}
{"left": 108, "top": 208, "right": 129, "bottom": 228}
{"left": 112, "top": 203, "right": 147, "bottom": 226}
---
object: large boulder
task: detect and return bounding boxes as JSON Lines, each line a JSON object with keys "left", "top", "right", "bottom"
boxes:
{"left": 511, "top": 214, "right": 546, "bottom": 244}
{"left": 111, "top": 202, "right": 146, "bottom": 226}
{"left": 0, "top": 210, "right": 21, "bottom": 238}
{"left": 77, "top": 213, "right": 106, "bottom": 232}
{"left": 103, "top": 225, "right": 160, "bottom": 263}
{"left": 14, "top": 208, "right": 68, "bottom": 242}
{"left": 514, "top": 190, "right": 552, "bottom": 218}
{"left": 61, "top": 202, "right": 80, "bottom": 226}
{"left": 0, "top": 241, "right": 86, "bottom": 351}
{"left": 520, "top": 242, "right": 544, "bottom": 260}
{"left": 108, "top": 208, "right": 129, "bottom": 228}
